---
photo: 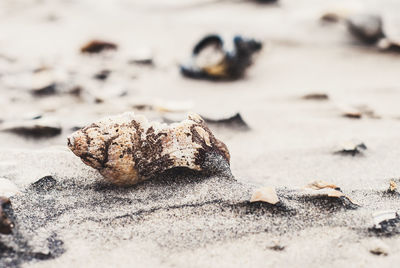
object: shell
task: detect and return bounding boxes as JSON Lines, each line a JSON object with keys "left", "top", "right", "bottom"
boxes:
{"left": 250, "top": 187, "right": 279, "bottom": 204}
{"left": 303, "top": 180, "right": 359, "bottom": 206}
{"left": 346, "top": 14, "right": 384, "bottom": 44}
{"left": 67, "top": 112, "right": 230, "bottom": 186}
{"left": 388, "top": 180, "right": 397, "bottom": 193}
{"left": 180, "top": 34, "right": 262, "bottom": 80}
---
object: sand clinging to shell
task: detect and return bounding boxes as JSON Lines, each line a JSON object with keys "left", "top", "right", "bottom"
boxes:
{"left": 67, "top": 112, "right": 230, "bottom": 185}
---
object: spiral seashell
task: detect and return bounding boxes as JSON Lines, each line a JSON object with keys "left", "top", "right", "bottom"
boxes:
{"left": 67, "top": 112, "right": 230, "bottom": 185}
{"left": 180, "top": 34, "right": 262, "bottom": 80}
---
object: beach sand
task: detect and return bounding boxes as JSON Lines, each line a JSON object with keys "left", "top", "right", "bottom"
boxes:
{"left": 0, "top": 0, "right": 400, "bottom": 267}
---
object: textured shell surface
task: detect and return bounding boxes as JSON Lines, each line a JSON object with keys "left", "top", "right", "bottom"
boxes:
{"left": 67, "top": 112, "right": 230, "bottom": 185}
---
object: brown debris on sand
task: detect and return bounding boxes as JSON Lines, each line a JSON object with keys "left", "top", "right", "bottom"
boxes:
{"left": 31, "top": 83, "right": 57, "bottom": 96}
{"left": 387, "top": 180, "right": 398, "bottom": 194}
{"left": 1, "top": 118, "right": 62, "bottom": 138}
{"left": 68, "top": 112, "right": 230, "bottom": 186}
{"left": 93, "top": 70, "right": 111, "bottom": 81}
{"left": 320, "top": 12, "right": 341, "bottom": 23}
{"left": 81, "top": 40, "right": 118, "bottom": 54}
{"left": 342, "top": 111, "right": 362, "bottom": 119}
{"left": 302, "top": 93, "right": 329, "bottom": 100}
{"left": 369, "top": 246, "right": 389, "bottom": 256}
{"left": 335, "top": 142, "right": 367, "bottom": 156}
{"left": 341, "top": 105, "right": 380, "bottom": 120}
{"left": 0, "top": 197, "right": 13, "bottom": 235}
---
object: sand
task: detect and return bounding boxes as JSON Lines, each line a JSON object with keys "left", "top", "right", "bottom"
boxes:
{"left": 0, "top": 0, "right": 400, "bottom": 267}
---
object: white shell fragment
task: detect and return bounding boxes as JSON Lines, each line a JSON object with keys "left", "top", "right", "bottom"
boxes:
{"left": 304, "top": 187, "right": 344, "bottom": 198}
{"left": 128, "top": 48, "right": 154, "bottom": 65}
{"left": 250, "top": 187, "right": 279, "bottom": 205}
{"left": 31, "top": 70, "right": 57, "bottom": 96}
{"left": 67, "top": 112, "right": 230, "bottom": 186}
{"left": 377, "top": 38, "right": 400, "bottom": 52}
{"left": 303, "top": 180, "right": 358, "bottom": 205}
{"left": 335, "top": 141, "right": 367, "bottom": 156}
{"left": 306, "top": 181, "right": 339, "bottom": 190}
{"left": 202, "top": 112, "right": 250, "bottom": 130}
{"left": 373, "top": 210, "right": 399, "bottom": 230}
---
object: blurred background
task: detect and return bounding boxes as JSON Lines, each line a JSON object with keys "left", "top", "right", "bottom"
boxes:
{"left": 1, "top": 0, "right": 400, "bottom": 189}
